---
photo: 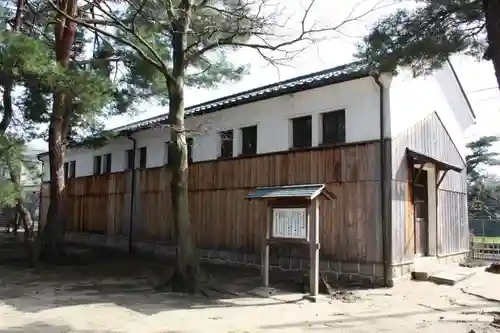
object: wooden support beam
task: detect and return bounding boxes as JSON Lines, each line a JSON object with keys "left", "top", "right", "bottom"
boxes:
{"left": 436, "top": 170, "right": 449, "bottom": 188}
{"left": 262, "top": 205, "right": 271, "bottom": 287}
{"left": 309, "top": 199, "right": 320, "bottom": 297}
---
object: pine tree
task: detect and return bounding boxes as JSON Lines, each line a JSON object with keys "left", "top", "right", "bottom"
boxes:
{"left": 0, "top": 1, "right": 121, "bottom": 259}
{"left": 466, "top": 135, "right": 500, "bottom": 218}
{"left": 356, "top": 0, "right": 500, "bottom": 90}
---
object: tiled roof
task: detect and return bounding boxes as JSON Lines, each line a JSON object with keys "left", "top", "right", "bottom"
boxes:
{"left": 38, "top": 60, "right": 373, "bottom": 156}
{"left": 246, "top": 184, "right": 335, "bottom": 200}
{"left": 112, "top": 60, "right": 371, "bottom": 132}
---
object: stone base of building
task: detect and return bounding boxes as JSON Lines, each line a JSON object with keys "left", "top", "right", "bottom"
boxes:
{"left": 390, "top": 252, "right": 469, "bottom": 281}
{"left": 65, "top": 233, "right": 386, "bottom": 287}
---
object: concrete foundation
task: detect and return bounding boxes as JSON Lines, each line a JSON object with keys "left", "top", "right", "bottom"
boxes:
{"left": 391, "top": 253, "right": 469, "bottom": 281}
{"left": 65, "top": 233, "right": 386, "bottom": 287}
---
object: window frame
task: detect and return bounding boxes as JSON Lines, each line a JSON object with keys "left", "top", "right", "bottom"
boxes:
{"left": 219, "top": 129, "right": 234, "bottom": 159}
{"left": 103, "top": 153, "right": 112, "bottom": 173}
{"left": 321, "top": 109, "right": 346, "bottom": 145}
{"left": 125, "top": 149, "right": 134, "bottom": 171}
{"left": 139, "top": 146, "right": 147, "bottom": 169}
{"left": 93, "top": 155, "right": 102, "bottom": 175}
{"left": 69, "top": 161, "right": 76, "bottom": 179}
{"left": 291, "top": 115, "right": 312, "bottom": 149}
{"left": 64, "top": 162, "right": 69, "bottom": 180}
{"left": 187, "top": 138, "right": 194, "bottom": 163}
{"left": 164, "top": 142, "right": 170, "bottom": 165}
{"left": 240, "top": 125, "right": 257, "bottom": 156}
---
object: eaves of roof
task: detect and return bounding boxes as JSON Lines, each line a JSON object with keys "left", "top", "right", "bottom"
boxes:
{"left": 37, "top": 61, "right": 373, "bottom": 158}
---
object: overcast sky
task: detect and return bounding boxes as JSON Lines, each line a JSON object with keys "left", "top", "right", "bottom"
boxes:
{"left": 31, "top": 0, "right": 500, "bottom": 157}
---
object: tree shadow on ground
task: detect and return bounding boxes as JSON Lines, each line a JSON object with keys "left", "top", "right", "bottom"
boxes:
{"left": 0, "top": 238, "right": 311, "bottom": 316}
{"left": 0, "top": 321, "right": 185, "bottom": 333}
{"left": 0, "top": 322, "right": 117, "bottom": 333}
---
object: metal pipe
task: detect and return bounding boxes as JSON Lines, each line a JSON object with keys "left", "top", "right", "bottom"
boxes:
{"left": 373, "top": 74, "right": 392, "bottom": 287}
{"left": 127, "top": 135, "right": 137, "bottom": 253}
{"left": 36, "top": 155, "right": 44, "bottom": 236}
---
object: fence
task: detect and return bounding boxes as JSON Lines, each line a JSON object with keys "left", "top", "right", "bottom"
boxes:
{"left": 469, "top": 218, "right": 500, "bottom": 262}
{"left": 40, "top": 142, "right": 385, "bottom": 263}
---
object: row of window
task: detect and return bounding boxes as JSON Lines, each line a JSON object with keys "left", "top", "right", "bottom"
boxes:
{"left": 218, "top": 124, "right": 258, "bottom": 158}
{"left": 93, "top": 153, "right": 113, "bottom": 175}
{"left": 63, "top": 109, "right": 345, "bottom": 177}
{"left": 292, "top": 109, "right": 345, "bottom": 148}
{"left": 64, "top": 161, "right": 76, "bottom": 179}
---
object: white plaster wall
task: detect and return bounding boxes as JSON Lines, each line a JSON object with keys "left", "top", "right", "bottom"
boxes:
{"left": 40, "top": 76, "right": 383, "bottom": 181}
{"left": 388, "top": 65, "right": 474, "bottom": 159}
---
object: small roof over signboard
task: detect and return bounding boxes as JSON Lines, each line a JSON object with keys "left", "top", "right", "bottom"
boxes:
{"left": 246, "top": 184, "right": 335, "bottom": 200}
{"left": 406, "top": 148, "right": 463, "bottom": 173}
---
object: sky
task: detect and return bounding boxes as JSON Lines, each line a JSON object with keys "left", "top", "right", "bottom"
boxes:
{"left": 29, "top": 0, "right": 500, "bottom": 158}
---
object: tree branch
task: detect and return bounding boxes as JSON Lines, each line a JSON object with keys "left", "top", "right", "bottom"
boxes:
{"left": 47, "top": 0, "right": 171, "bottom": 79}
{"left": 185, "top": 0, "right": 391, "bottom": 66}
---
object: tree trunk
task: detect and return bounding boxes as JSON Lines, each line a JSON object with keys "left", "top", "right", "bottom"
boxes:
{"left": 17, "top": 201, "right": 34, "bottom": 242}
{"left": 7, "top": 156, "right": 35, "bottom": 242}
{"left": 166, "top": 1, "right": 198, "bottom": 293}
{"left": 483, "top": 0, "right": 500, "bottom": 90}
{"left": 12, "top": 211, "right": 18, "bottom": 236}
{"left": 167, "top": 81, "right": 199, "bottom": 294}
{"left": 36, "top": 103, "right": 67, "bottom": 259}
{"left": 34, "top": 0, "right": 77, "bottom": 262}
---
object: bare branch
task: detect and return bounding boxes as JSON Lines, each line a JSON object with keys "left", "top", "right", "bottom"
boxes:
{"left": 186, "top": 0, "right": 396, "bottom": 66}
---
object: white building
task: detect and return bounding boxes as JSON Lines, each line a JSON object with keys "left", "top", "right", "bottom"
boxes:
{"left": 38, "top": 61, "right": 473, "bottom": 180}
{"left": 38, "top": 60, "right": 475, "bottom": 285}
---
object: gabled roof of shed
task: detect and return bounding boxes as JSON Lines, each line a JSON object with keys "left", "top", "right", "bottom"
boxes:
{"left": 246, "top": 184, "right": 335, "bottom": 200}
{"left": 406, "top": 148, "right": 463, "bottom": 173}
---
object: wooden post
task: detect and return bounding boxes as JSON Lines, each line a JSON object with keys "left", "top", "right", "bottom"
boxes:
{"left": 309, "top": 199, "right": 320, "bottom": 297}
{"left": 262, "top": 205, "right": 271, "bottom": 287}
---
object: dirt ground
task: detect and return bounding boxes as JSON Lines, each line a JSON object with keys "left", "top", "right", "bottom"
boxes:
{"left": 0, "top": 241, "right": 499, "bottom": 332}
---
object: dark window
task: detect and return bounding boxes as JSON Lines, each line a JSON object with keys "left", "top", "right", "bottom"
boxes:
{"left": 187, "top": 138, "right": 193, "bottom": 163}
{"left": 93, "top": 155, "right": 102, "bottom": 175}
{"left": 241, "top": 125, "right": 257, "bottom": 155}
{"left": 164, "top": 142, "right": 170, "bottom": 165}
{"left": 139, "top": 147, "right": 147, "bottom": 169}
{"left": 103, "top": 153, "right": 112, "bottom": 173}
{"left": 64, "top": 162, "right": 69, "bottom": 180}
{"left": 322, "top": 110, "right": 345, "bottom": 144}
{"left": 69, "top": 161, "right": 76, "bottom": 179}
{"left": 125, "top": 149, "right": 134, "bottom": 171}
{"left": 219, "top": 130, "right": 233, "bottom": 158}
{"left": 292, "top": 115, "right": 312, "bottom": 148}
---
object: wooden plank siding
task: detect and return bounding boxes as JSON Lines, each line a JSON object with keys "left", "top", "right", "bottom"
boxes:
{"left": 390, "top": 112, "right": 468, "bottom": 263}
{"left": 40, "top": 142, "right": 384, "bottom": 264}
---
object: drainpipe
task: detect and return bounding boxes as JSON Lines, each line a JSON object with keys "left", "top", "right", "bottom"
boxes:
{"left": 373, "top": 74, "right": 392, "bottom": 287}
{"left": 127, "top": 135, "right": 137, "bottom": 253}
{"left": 36, "top": 155, "right": 44, "bottom": 236}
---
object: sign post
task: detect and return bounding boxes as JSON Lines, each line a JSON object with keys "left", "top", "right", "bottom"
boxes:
{"left": 246, "top": 184, "right": 335, "bottom": 300}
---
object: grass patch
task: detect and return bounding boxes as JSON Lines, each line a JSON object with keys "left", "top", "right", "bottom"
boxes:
{"left": 473, "top": 236, "right": 500, "bottom": 244}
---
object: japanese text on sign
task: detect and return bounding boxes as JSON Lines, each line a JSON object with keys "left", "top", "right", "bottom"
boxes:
{"left": 272, "top": 208, "right": 307, "bottom": 239}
